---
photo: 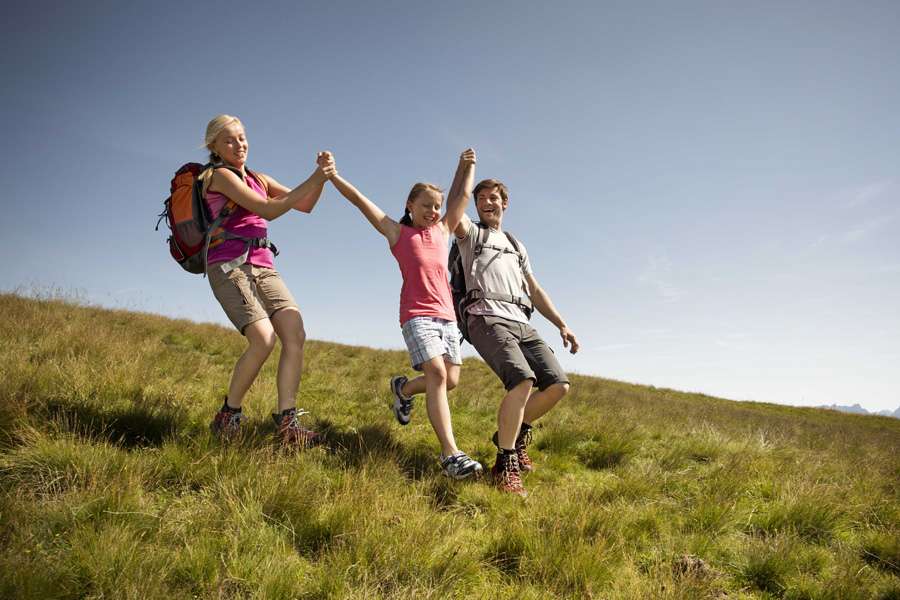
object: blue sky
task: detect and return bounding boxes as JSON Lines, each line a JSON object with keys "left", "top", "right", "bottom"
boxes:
{"left": 3, "top": 1, "right": 898, "bottom": 412}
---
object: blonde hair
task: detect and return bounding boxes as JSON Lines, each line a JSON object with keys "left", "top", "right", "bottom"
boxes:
{"left": 200, "top": 114, "right": 244, "bottom": 193}
{"left": 204, "top": 114, "right": 244, "bottom": 163}
{"left": 401, "top": 183, "right": 443, "bottom": 225}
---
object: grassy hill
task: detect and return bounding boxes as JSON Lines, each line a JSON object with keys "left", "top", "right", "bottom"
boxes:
{"left": 1, "top": 293, "right": 898, "bottom": 599}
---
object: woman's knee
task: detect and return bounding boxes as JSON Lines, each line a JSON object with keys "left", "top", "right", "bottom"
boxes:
{"left": 272, "top": 308, "right": 305, "bottom": 351}
{"left": 245, "top": 321, "right": 277, "bottom": 355}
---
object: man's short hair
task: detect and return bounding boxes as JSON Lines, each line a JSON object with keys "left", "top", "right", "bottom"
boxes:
{"left": 473, "top": 179, "right": 509, "bottom": 202}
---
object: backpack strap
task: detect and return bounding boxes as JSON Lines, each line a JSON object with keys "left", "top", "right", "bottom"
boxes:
{"left": 199, "top": 164, "right": 278, "bottom": 276}
{"left": 245, "top": 168, "right": 270, "bottom": 198}
{"left": 466, "top": 222, "right": 533, "bottom": 317}
{"left": 464, "top": 288, "right": 533, "bottom": 314}
{"left": 472, "top": 222, "right": 491, "bottom": 258}
{"left": 503, "top": 231, "right": 527, "bottom": 271}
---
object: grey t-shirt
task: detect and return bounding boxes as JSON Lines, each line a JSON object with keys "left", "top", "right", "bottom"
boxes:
{"left": 456, "top": 219, "right": 533, "bottom": 324}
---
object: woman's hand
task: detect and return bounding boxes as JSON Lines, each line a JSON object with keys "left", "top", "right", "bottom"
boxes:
{"left": 317, "top": 151, "right": 337, "bottom": 179}
{"left": 459, "top": 148, "right": 476, "bottom": 166}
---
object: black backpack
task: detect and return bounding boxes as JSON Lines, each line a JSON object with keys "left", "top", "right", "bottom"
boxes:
{"left": 448, "top": 222, "right": 533, "bottom": 342}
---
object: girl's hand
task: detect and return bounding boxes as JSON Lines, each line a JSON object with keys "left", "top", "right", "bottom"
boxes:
{"left": 459, "top": 148, "right": 476, "bottom": 166}
{"left": 317, "top": 151, "right": 337, "bottom": 179}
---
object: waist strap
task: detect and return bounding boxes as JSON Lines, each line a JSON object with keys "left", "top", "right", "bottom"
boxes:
{"left": 465, "top": 289, "right": 533, "bottom": 312}
{"left": 208, "top": 234, "right": 279, "bottom": 275}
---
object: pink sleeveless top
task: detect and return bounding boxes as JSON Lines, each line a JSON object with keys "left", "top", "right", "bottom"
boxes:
{"left": 204, "top": 172, "right": 274, "bottom": 268}
{"left": 390, "top": 223, "right": 455, "bottom": 325}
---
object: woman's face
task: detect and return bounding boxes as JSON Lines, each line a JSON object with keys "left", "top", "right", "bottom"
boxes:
{"left": 211, "top": 121, "right": 248, "bottom": 168}
{"left": 407, "top": 189, "right": 443, "bottom": 228}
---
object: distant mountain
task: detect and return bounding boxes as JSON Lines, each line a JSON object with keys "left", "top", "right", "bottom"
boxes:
{"left": 818, "top": 403, "right": 900, "bottom": 419}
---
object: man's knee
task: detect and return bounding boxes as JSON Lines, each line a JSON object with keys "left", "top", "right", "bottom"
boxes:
{"left": 505, "top": 377, "right": 534, "bottom": 404}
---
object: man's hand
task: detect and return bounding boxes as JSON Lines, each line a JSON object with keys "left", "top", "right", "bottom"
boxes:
{"left": 317, "top": 151, "right": 337, "bottom": 179}
{"left": 459, "top": 148, "right": 476, "bottom": 166}
{"left": 560, "top": 326, "right": 580, "bottom": 354}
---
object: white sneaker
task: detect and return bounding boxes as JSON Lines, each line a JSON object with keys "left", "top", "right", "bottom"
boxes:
{"left": 441, "top": 452, "right": 483, "bottom": 480}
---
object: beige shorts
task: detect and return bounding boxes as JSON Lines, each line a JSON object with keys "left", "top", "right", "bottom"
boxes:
{"left": 207, "top": 263, "right": 298, "bottom": 334}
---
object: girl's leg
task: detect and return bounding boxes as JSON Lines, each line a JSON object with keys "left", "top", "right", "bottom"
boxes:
{"left": 420, "top": 356, "right": 459, "bottom": 457}
{"left": 227, "top": 318, "right": 277, "bottom": 408}
{"left": 401, "top": 373, "right": 426, "bottom": 397}
{"left": 269, "top": 307, "right": 306, "bottom": 413}
{"left": 446, "top": 361, "right": 460, "bottom": 391}
{"left": 402, "top": 358, "right": 460, "bottom": 396}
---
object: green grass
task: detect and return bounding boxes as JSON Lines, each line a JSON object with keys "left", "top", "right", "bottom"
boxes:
{"left": 1, "top": 292, "right": 898, "bottom": 598}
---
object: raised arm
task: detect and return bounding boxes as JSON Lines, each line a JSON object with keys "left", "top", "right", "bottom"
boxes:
{"left": 261, "top": 151, "right": 334, "bottom": 213}
{"left": 209, "top": 155, "right": 333, "bottom": 220}
{"left": 525, "top": 272, "right": 580, "bottom": 354}
{"left": 442, "top": 148, "right": 476, "bottom": 235}
{"left": 324, "top": 156, "right": 401, "bottom": 246}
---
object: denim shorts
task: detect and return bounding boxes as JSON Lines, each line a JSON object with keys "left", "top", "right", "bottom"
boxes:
{"left": 401, "top": 316, "right": 463, "bottom": 370}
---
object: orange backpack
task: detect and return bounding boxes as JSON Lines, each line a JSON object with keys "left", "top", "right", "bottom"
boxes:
{"left": 157, "top": 163, "right": 274, "bottom": 274}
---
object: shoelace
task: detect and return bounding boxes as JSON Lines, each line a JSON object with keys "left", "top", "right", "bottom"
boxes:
{"left": 517, "top": 427, "right": 533, "bottom": 449}
{"left": 283, "top": 408, "right": 313, "bottom": 431}
{"left": 443, "top": 452, "right": 474, "bottom": 469}
{"left": 500, "top": 459, "right": 523, "bottom": 489}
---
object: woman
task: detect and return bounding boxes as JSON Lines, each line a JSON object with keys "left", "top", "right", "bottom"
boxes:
{"left": 202, "top": 114, "right": 334, "bottom": 446}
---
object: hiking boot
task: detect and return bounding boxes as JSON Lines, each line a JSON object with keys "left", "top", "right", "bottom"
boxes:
{"left": 390, "top": 375, "right": 413, "bottom": 425}
{"left": 491, "top": 423, "right": 534, "bottom": 472}
{"left": 440, "top": 451, "right": 484, "bottom": 480}
{"left": 491, "top": 451, "right": 527, "bottom": 497}
{"left": 272, "top": 408, "right": 321, "bottom": 448}
{"left": 210, "top": 404, "right": 244, "bottom": 440}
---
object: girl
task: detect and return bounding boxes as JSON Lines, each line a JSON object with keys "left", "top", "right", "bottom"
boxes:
{"left": 324, "top": 149, "right": 482, "bottom": 479}
{"left": 202, "top": 114, "right": 334, "bottom": 446}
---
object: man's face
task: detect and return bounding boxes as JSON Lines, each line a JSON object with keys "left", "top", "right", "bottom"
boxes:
{"left": 475, "top": 186, "right": 507, "bottom": 228}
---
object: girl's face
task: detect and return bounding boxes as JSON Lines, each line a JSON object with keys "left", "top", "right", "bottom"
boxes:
{"left": 407, "top": 189, "right": 443, "bottom": 228}
{"left": 211, "top": 122, "right": 248, "bottom": 168}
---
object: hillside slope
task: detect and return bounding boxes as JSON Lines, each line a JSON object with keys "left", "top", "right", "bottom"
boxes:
{"left": 1, "top": 294, "right": 898, "bottom": 599}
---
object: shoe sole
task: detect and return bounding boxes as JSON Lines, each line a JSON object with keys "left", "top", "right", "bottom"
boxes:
{"left": 390, "top": 377, "right": 411, "bottom": 425}
{"left": 442, "top": 465, "right": 484, "bottom": 480}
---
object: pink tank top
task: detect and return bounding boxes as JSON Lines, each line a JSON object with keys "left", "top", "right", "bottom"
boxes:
{"left": 204, "top": 172, "right": 274, "bottom": 269}
{"left": 390, "top": 223, "right": 455, "bottom": 325}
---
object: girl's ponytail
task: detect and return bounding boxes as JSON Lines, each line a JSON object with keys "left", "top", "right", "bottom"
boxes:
{"left": 399, "top": 209, "right": 413, "bottom": 226}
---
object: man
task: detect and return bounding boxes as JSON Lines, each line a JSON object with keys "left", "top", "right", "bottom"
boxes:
{"left": 452, "top": 178, "right": 579, "bottom": 496}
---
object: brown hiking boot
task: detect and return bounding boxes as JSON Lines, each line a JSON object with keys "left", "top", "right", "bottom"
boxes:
{"left": 272, "top": 408, "right": 321, "bottom": 448}
{"left": 491, "top": 423, "right": 535, "bottom": 472}
{"left": 491, "top": 451, "right": 527, "bottom": 497}
{"left": 210, "top": 401, "right": 244, "bottom": 440}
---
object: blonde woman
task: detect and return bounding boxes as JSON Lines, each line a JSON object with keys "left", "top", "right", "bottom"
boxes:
{"left": 202, "top": 114, "right": 334, "bottom": 446}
